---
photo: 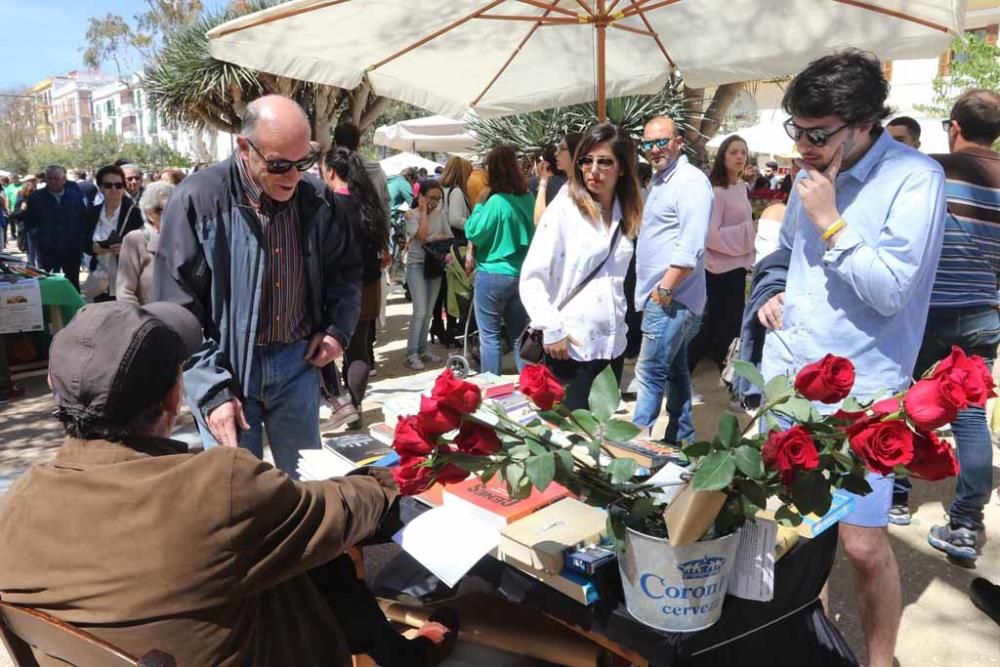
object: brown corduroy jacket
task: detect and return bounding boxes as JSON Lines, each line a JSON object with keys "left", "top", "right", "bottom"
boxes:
{"left": 0, "top": 437, "right": 399, "bottom": 666}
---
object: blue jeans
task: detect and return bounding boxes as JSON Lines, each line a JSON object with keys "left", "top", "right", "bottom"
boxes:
{"left": 474, "top": 270, "right": 528, "bottom": 375}
{"left": 893, "top": 306, "right": 1000, "bottom": 531}
{"left": 406, "top": 263, "right": 441, "bottom": 357}
{"left": 239, "top": 339, "right": 321, "bottom": 479}
{"left": 633, "top": 298, "right": 699, "bottom": 444}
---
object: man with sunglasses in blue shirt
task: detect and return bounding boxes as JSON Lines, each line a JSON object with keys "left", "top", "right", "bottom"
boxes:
{"left": 632, "top": 116, "right": 713, "bottom": 445}
{"left": 758, "top": 51, "right": 946, "bottom": 667}
{"left": 154, "top": 94, "right": 363, "bottom": 477}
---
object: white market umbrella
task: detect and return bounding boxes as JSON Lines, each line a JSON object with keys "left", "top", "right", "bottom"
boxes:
{"left": 208, "top": 1, "right": 964, "bottom": 121}
{"left": 373, "top": 114, "right": 477, "bottom": 153}
{"left": 379, "top": 151, "right": 443, "bottom": 176}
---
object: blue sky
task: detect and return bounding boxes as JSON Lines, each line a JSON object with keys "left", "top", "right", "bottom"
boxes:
{"left": 0, "top": 0, "right": 227, "bottom": 90}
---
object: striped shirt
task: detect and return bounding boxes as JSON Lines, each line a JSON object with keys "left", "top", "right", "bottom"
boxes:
{"left": 929, "top": 146, "right": 1000, "bottom": 309}
{"left": 235, "top": 154, "right": 310, "bottom": 344}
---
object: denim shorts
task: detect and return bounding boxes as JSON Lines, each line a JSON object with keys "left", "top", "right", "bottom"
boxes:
{"left": 840, "top": 473, "right": 893, "bottom": 528}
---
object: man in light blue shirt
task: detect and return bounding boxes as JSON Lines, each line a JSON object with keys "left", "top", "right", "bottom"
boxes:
{"left": 758, "top": 51, "right": 946, "bottom": 667}
{"left": 632, "top": 116, "right": 713, "bottom": 443}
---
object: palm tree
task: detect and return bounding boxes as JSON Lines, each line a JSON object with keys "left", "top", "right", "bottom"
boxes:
{"left": 144, "top": 0, "right": 389, "bottom": 150}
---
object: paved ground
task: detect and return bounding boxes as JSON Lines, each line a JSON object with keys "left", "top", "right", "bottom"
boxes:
{"left": 1, "top": 291, "right": 998, "bottom": 665}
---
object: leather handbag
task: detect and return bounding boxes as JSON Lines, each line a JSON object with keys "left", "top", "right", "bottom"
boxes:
{"left": 518, "top": 222, "right": 622, "bottom": 364}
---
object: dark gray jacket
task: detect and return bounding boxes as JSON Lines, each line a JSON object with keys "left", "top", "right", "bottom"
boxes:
{"left": 153, "top": 155, "right": 362, "bottom": 422}
{"left": 732, "top": 248, "right": 791, "bottom": 402}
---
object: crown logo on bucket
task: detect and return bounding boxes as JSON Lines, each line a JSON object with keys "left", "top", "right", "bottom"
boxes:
{"left": 677, "top": 556, "right": 725, "bottom": 580}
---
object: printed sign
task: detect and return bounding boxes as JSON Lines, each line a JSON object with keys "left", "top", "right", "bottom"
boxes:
{"left": 0, "top": 278, "right": 44, "bottom": 334}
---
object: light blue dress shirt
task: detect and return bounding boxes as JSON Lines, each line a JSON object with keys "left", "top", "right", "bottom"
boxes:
{"left": 635, "top": 155, "right": 714, "bottom": 314}
{"left": 761, "top": 130, "right": 947, "bottom": 401}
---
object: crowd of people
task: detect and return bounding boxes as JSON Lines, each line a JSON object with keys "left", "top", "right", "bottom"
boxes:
{"left": 0, "top": 48, "right": 998, "bottom": 666}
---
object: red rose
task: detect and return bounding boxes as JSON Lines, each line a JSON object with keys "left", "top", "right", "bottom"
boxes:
{"left": 415, "top": 395, "right": 462, "bottom": 436}
{"left": 871, "top": 397, "right": 901, "bottom": 415}
{"left": 454, "top": 421, "right": 502, "bottom": 456}
{"left": 908, "top": 430, "right": 958, "bottom": 481}
{"left": 903, "top": 377, "right": 963, "bottom": 431}
{"left": 430, "top": 369, "right": 482, "bottom": 415}
{"left": 762, "top": 426, "right": 820, "bottom": 486}
{"left": 848, "top": 419, "right": 915, "bottom": 475}
{"left": 519, "top": 364, "right": 565, "bottom": 410}
{"left": 392, "top": 415, "right": 435, "bottom": 457}
{"left": 435, "top": 462, "right": 469, "bottom": 485}
{"left": 932, "top": 346, "right": 996, "bottom": 407}
{"left": 794, "top": 354, "right": 856, "bottom": 403}
{"left": 393, "top": 457, "right": 435, "bottom": 496}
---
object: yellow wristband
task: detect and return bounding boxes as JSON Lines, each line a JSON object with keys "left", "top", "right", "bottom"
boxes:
{"left": 820, "top": 218, "right": 846, "bottom": 242}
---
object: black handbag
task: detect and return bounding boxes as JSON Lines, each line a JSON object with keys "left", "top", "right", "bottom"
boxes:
{"left": 519, "top": 222, "right": 622, "bottom": 364}
{"left": 422, "top": 239, "right": 452, "bottom": 279}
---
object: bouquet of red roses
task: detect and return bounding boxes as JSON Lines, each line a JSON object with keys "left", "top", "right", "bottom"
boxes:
{"left": 391, "top": 347, "right": 984, "bottom": 539}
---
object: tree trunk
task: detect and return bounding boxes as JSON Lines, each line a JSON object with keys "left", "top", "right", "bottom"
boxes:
{"left": 681, "top": 82, "right": 743, "bottom": 167}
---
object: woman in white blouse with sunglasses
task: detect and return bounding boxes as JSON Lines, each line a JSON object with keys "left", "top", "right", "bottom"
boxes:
{"left": 519, "top": 123, "right": 644, "bottom": 410}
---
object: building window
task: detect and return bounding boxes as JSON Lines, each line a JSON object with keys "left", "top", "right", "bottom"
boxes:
{"left": 106, "top": 99, "right": 115, "bottom": 117}
{"left": 123, "top": 116, "right": 137, "bottom": 134}
{"left": 136, "top": 90, "right": 142, "bottom": 108}
{"left": 148, "top": 114, "right": 158, "bottom": 134}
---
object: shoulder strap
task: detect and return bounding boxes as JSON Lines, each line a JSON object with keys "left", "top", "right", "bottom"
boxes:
{"left": 556, "top": 221, "right": 622, "bottom": 312}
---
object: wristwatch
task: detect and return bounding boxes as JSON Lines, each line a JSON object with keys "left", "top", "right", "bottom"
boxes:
{"left": 657, "top": 286, "right": 673, "bottom": 304}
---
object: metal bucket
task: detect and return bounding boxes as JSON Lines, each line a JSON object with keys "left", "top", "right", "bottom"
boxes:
{"left": 618, "top": 526, "right": 741, "bottom": 632}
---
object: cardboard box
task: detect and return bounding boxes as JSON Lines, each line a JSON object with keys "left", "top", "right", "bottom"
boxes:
{"left": 499, "top": 498, "right": 607, "bottom": 574}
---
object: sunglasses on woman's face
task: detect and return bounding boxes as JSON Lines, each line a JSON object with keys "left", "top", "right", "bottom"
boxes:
{"left": 152, "top": 206, "right": 164, "bottom": 214}
{"left": 783, "top": 119, "right": 849, "bottom": 147}
{"left": 576, "top": 156, "right": 617, "bottom": 171}
{"left": 101, "top": 182, "right": 125, "bottom": 189}
{"left": 247, "top": 138, "right": 319, "bottom": 174}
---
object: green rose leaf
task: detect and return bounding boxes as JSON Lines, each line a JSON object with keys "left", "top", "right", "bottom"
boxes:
{"left": 607, "top": 457, "right": 638, "bottom": 485}
{"left": 629, "top": 496, "right": 656, "bottom": 521}
{"left": 840, "top": 473, "right": 873, "bottom": 496}
{"left": 682, "top": 440, "right": 713, "bottom": 458}
{"left": 791, "top": 471, "right": 833, "bottom": 516}
{"left": 571, "top": 410, "right": 599, "bottom": 437}
{"left": 588, "top": 365, "right": 620, "bottom": 423}
{"left": 504, "top": 462, "right": 525, "bottom": 492}
{"left": 764, "top": 374, "right": 793, "bottom": 403}
{"left": 718, "top": 412, "right": 740, "bottom": 448}
{"left": 508, "top": 444, "right": 531, "bottom": 461}
{"left": 526, "top": 440, "right": 548, "bottom": 456}
{"left": 739, "top": 478, "right": 769, "bottom": 508}
{"left": 775, "top": 396, "right": 815, "bottom": 423}
{"left": 604, "top": 419, "right": 642, "bottom": 444}
{"left": 733, "top": 445, "right": 764, "bottom": 478}
{"left": 525, "top": 452, "right": 556, "bottom": 490}
{"left": 692, "top": 451, "right": 736, "bottom": 491}
{"left": 731, "top": 360, "right": 766, "bottom": 389}
{"left": 538, "top": 410, "right": 570, "bottom": 430}
{"left": 774, "top": 503, "right": 804, "bottom": 526}
{"left": 554, "top": 448, "right": 574, "bottom": 473}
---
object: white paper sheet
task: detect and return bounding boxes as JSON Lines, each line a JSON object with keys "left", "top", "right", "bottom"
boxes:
{"left": 296, "top": 449, "right": 355, "bottom": 480}
{"left": 726, "top": 518, "right": 777, "bottom": 602}
{"left": 646, "top": 462, "right": 689, "bottom": 506}
{"left": 393, "top": 504, "right": 501, "bottom": 587}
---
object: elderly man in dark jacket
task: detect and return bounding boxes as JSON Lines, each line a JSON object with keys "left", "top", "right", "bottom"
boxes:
{"left": 22, "top": 165, "right": 87, "bottom": 289}
{"left": 153, "top": 95, "right": 362, "bottom": 475}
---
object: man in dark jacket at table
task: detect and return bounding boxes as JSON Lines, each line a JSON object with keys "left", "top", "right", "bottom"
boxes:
{"left": 22, "top": 165, "right": 87, "bottom": 290}
{"left": 0, "top": 300, "right": 429, "bottom": 666}
{"left": 153, "top": 94, "right": 362, "bottom": 476}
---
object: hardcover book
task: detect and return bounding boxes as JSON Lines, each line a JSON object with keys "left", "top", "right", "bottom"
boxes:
{"left": 443, "top": 478, "right": 571, "bottom": 530}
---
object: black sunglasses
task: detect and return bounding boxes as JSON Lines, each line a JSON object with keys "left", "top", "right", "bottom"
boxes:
{"left": 101, "top": 182, "right": 125, "bottom": 189}
{"left": 576, "top": 156, "right": 617, "bottom": 171}
{"left": 246, "top": 138, "right": 319, "bottom": 174}
{"left": 941, "top": 119, "right": 953, "bottom": 132}
{"left": 783, "top": 119, "right": 849, "bottom": 147}
{"left": 152, "top": 206, "right": 164, "bottom": 214}
{"left": 639, "top": 137, "right": 671, "bottom": 152}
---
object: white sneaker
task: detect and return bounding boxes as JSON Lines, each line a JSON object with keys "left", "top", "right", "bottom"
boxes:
{"left": 325, "top": 394, "right": 359, "bottom": 429}
{"left": 420, "top": 351, "right": 442, "bottom": 364}
{"left": 406, "top": 354, "right": 425, "bottom": 370}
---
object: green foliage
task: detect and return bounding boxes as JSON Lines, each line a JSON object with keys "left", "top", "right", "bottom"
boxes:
{"left": 83, "top": 1, "right": 204, "bottom": 73}
{"left": 469, "top": 78, "right": 694, "bottom": 157}
{"left": 919, "top": 34, "right": 1000, "bottom": 117}
{"left": 19, "top": 133, "right": 191, "bottom": 173}
{"left": 692, "top": 450, "right": 737, "bottom": 491}
{"left": 588, "top": 365, "right": 620, "bottom": 423}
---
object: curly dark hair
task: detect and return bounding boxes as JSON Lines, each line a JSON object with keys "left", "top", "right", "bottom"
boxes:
{"left": 324, "top": 146, "right": 389, "bottom": 253}
{"left": 782, "top": 49, "right": 890, "bottom": 129}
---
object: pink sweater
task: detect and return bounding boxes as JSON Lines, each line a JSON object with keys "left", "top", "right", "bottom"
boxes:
{"left": 705, "top": 183, "right": 754, "bottom": 274}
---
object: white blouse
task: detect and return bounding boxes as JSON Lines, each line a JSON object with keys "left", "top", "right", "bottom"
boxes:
{"left": 519, "top": 192, "right": 634, "bottom": 362}
{"left": 93, "top": 203, "right": 122, "bottom": 294}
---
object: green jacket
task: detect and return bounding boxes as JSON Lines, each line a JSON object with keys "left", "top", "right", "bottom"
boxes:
{"left": 465, "top": 192, "right": 535, "bottom": 276}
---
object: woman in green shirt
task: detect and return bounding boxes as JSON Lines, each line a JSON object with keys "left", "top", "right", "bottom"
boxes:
{"left": 465, "top": 146, "right": 535, "bottom": 375}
